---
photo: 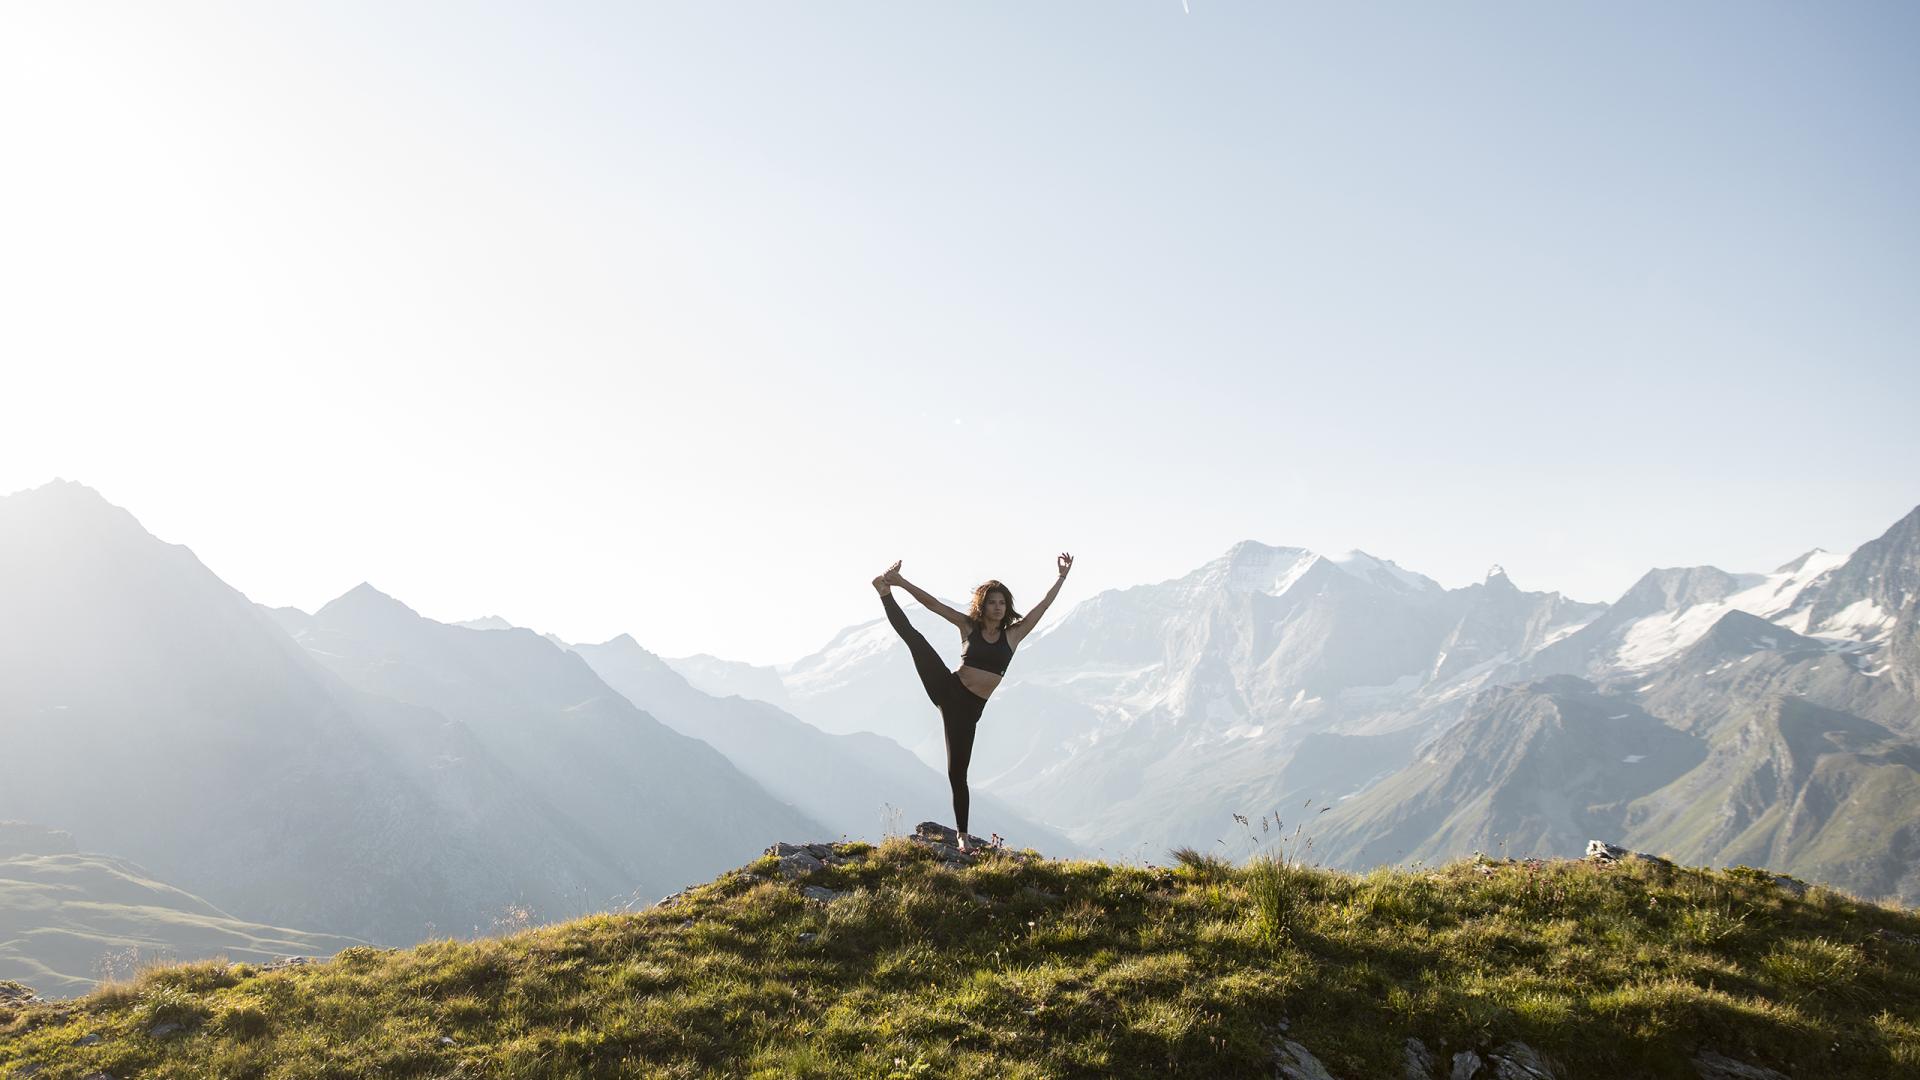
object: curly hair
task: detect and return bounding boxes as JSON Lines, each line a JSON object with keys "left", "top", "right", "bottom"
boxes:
{"left": 966, "top": 580, "right": 1024, "bottom": 633}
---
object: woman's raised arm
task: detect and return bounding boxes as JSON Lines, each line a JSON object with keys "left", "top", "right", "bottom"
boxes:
{"left": 1010, "top": 552, "right": 1072, "bottom": 646}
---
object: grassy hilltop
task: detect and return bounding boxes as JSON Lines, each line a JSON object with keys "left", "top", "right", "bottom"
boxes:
{"left": 2, "top": 831, "right": 1917, "bottom": 1079}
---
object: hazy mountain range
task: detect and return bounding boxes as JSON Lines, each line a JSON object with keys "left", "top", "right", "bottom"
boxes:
{"left": 0, "top": 480, "right": 1072, "bottom": 992}
{"left": 3, "top": 478, "right": 1914, "bottom": 998}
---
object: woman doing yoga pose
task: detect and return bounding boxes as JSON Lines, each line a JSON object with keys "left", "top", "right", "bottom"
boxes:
{"left": 872, "top": 552, "right": 1073, "bottom": 851}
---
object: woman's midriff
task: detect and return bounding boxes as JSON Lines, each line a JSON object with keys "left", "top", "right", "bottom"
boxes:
{"left": 955, "top": 664, "right": 1000, "bottom": 701}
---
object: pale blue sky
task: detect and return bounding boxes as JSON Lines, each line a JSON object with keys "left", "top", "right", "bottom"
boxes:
{"left": 2, "top": 2, "right": 1915, "bottom": 663}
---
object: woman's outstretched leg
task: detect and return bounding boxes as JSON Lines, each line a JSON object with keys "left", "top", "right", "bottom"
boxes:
{"left": 878, "top": 589, "right": 954, "bottom": 707}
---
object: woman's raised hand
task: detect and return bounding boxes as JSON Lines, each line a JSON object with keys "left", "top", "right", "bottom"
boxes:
{"left": 1057, "top": 552, "right": 1074, "bottom": 577}
{"left": 884, "top": 559, "right": 905, "bottom": 585}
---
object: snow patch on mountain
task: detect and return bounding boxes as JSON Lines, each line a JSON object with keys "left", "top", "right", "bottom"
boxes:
{"left": 1814, "top": 598, "right": 1898, "bottom": 638}
{"left": 780, "top": 619, "right": 904, "bottom": 694}
{"left": 1329, "top": 550, "right": 1443, "bottom": 594}
{"left": 1537, "top": 617, "right": 1598, "bottom": 649}
{"left": 1203, "top": 542, "right": 1319, "bottom": 595}
{"left": 1610, "top": 549, "right": 1847, "bottom": 669}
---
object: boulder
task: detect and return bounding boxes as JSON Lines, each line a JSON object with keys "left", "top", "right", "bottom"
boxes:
{"left": 776, "top": 851, "right": 826, "bottom": 879}
{"left": 909, "top": 821, "right": 1039, "bottom": 867}
{"left": 1272, "top": 1038, "right": 1340, "bottom": 1080}
{"left": 0, "top": 981, "right": 41, "bottom": 1007}
{"left": 1585, "top": 840, "right": 1675, "bottom": 868}
{"left": 1438, "top": 1041, "right": 1560, "bottom": 1080}
{"left": 1404, "top": 1037, "right": 1437, "bottom": 1079}
{"left": 1489, "top": 1041, "right": 1557, "bottom": 1079}
{"left": 259, "top": 956, "right": 319, "bottom": 973}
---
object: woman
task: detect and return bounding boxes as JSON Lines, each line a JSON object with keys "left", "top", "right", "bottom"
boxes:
{"left": 871, "top": 552, "right": 1073, "bottom": 851}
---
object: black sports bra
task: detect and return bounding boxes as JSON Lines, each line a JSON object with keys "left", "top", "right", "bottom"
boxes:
{"left": 960, "top": 621, "right": 1014, "bottom": 676}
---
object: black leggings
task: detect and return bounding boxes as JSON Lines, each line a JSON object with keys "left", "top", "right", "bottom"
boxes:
{"left": 881, "top": 592, "right": 988, "bottom": 834}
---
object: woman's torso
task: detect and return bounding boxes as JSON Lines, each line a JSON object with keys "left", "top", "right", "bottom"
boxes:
{"left": 955, "top": 621, "right": 1013, "bottom": 700}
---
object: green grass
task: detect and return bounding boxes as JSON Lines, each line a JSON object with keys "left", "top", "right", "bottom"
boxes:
{"left": 2, "top": 840, "right": 1917, "bottom": 1078}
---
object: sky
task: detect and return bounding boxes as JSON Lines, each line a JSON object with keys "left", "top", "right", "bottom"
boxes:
{"left": 2, "top": 2, "right": 1916, "bottom": 665}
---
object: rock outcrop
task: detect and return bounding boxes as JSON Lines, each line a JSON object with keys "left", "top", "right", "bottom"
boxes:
{"left": 1583, "top": 839, "right": 1676, "bottom": 867}
{"left": 654, "top": 823, "right": 1040, "bottom": 909}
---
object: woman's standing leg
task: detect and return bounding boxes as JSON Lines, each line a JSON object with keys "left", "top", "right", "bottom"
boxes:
{"left": 941, "top": 683, "right": 986, "bottom": 835}
{"left": 880, "top": 591, "right": 955, "bottom": 707}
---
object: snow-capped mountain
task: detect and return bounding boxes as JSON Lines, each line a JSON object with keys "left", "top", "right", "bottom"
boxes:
{"left": 1776, "top": 504, "right": 1920, "bottom": 693}
{"left": 1519, "top": 551, "right": 1849, "bottom": 678}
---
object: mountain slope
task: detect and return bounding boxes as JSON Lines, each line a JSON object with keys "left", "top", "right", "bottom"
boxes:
{"left": 1310, "top": 675, "right": 1707, "bottom": 871}
{"left": 1310, "top": 605, "right": 1920, "bottom": 906}
{"left": 0, "top": 480, "right": 627, "bottom": 944}
{"left": 662, "top": 652, "right": 794, "bottom": 710}
{"left": 1614, "top": 609, "right": 1920, "bottom": 904}
{"left": 0, "top": 826, "right": 360, "bottom": 998}
{"left": 277, "top": 586, "right": 831, "bottom": 900}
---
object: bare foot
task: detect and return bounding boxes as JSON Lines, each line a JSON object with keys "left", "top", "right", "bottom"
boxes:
{"left": 872, "top": 573, "right": 889, "bottom": 594}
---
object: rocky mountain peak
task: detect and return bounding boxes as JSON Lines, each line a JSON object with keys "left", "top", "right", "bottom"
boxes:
{"left": 2, "top": 478, "right": 153, "bottom": 542}
{"left": 1772, "top": 548, "right": 1830, "bottom": 576}
{"left": 13, "top": 477, "right": 107, "bottom": 504}
{"left": 1611, "top": 566, "right": 1748, "bottom": 620}
{"left": 1690, "top": 609, "right": 1813, "bottom": 659}
{"left": 1890, "top": 503, "right": 1920, "bottom": 537}
{"left": 1213, "top": 541, "right": 1320, "bottom": 594}
{"left": 315, "top": 582, "right": 422, "bottom": 626}
{"left": 1788, "top": 503, "right": 1920, "bottom": 638}
{"left": 586, "top": 633, "right": 677, "bottom": 670}
{"left": 1329, "top": 550, "right": 1442, "bottom": 594}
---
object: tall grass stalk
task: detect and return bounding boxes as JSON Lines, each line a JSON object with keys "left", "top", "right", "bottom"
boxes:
{"left": 1233, "top": 802, "right": 1325, "bottom": 947}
